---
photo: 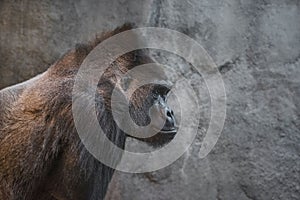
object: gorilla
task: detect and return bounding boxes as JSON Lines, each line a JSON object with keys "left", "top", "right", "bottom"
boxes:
{"left": 0, "top": 24, "right": 177, "bottom": 200}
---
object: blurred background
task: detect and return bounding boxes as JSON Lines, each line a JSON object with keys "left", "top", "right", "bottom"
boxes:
{"left": 0, "top": 0, "right": 299, "bottom": 199}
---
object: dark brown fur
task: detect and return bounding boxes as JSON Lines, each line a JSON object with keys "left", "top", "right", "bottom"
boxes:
{"left": 0, "top": 24, "right": 158, "bottom": 200}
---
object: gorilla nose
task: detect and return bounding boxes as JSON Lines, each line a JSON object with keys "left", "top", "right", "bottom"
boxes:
{"left": 162, "top": 107, "right": 177, "bottom": 132}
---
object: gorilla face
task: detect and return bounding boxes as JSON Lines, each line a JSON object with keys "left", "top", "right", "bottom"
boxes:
{"left": 128, "top": 84, "right": 177, "bottom": 146}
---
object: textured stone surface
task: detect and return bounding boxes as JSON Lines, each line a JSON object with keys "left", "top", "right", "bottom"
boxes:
{"left": 1, "top": 0, "right": 299, "bottom": 200}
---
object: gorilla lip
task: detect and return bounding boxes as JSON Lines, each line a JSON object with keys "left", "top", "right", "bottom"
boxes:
{"left": 154, "top": 126, "right": 178, "bottom": 134}
{"left": 126, "top": 126, "right": 177, "bottom": 140}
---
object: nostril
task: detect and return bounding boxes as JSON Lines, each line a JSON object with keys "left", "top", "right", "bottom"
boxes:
{"left": 162, "top": 108, "right": 176, "bottom": 131}
{"left": 166, "top": 110, "right": 172, "bottom": 118}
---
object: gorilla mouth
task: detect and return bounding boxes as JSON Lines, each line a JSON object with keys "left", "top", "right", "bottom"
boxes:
{"left": 147, "top": 127, "right": 178, "bottom": 146}
{"left": 153, "top": 126, "right": 178, "bottom": 139}
{"left": 126, "top": 126, "right": 178, "bottom": 146}
{"left": 157, "top": 128, "right": 177, "bottom": 134}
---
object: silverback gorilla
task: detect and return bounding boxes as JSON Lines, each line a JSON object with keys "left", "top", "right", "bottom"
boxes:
{"left": 0, "top": 24, "right": 177, "bottom": 200}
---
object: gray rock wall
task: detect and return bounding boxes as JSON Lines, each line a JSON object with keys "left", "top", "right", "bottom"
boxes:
{"left": 1, "top": 0, "right": 299, "bottom": 200}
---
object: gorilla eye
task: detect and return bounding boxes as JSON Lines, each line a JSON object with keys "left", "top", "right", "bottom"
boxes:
{"left": 152, "top": 90, "right": 159, "bottom": 99}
